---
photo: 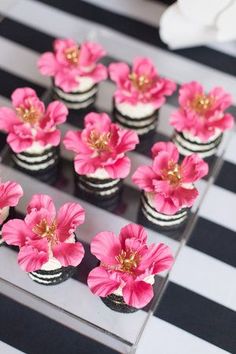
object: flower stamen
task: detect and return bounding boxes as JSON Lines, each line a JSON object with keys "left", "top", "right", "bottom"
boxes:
{"left": 16, "top": 105, "right": 41, "bottom": 125}
{"left": 33, "top": 219, "right": 57, "bottom": 243}
{"left": 191, "top": 94, "right": 214, "bottom": 115}
{"left": 129, "top": 72, "right": 153, "bottom": 92}
{"left": 87, "top": 130, "right": 111, "bottom": 153}
{"left": 116, "top": 249, "right": 140, "bottom": 274}
{"left": 162, "top": 162, "right": 182, "bottom": 186}
{"left": 64, "top": 46, "right": 80, "bottom": 65}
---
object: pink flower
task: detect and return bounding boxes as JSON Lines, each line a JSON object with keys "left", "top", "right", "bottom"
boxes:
{"left": 38, "top": 38, "right": 108, "bottom": 92}
{"left": 0, "top": 180, "right": 23, "bottom": 224}
{"left": 87, "top": 223, "right": 174, "bottom": 308}
{"left": 2, "top": 194, "right": 85, "bottom": 272}
{"left": 109, "top": 57, "right": 176, "bottom": 107}
{"left": 170, "top": 81, "right": 234, "bottom": 141}
{"left": 0, "top": 88, "right": 68, "bottom": 153}
{"left": 132, "top": 142, "right": 208, "bottom": 215}
{"left": 63, "top": 112, "right": 139, "bottom": 179}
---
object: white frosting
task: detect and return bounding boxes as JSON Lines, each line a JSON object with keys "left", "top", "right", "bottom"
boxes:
{"left": 142, "top": 206, "right": 187, "bottom": 227}
{"left": 77, "top": 182, "right": 119, "bottom": 196}
{"left": 116, "top": 102, "right": 156, "bottom": 119}
{"left": 74, "top": 76, "right": 95, "bottom": 92}
{"left": 115, "top": 112, "right": 156, "bottom": 127}
{"left": 174, "top": 140, "right": 217, "bottom": 158}
{"left": 82, "top": 178, "right": 120, "bottom": 189}
{"left": 54, "top": 85, "right": 97, "bottom": 102}
{"left": 0, "top": 206, "right": 10, "bottom": 224}
{"left": 174, "top": 133, "right": 220, "bottom": 157}
{"left": 182, "top": 129, "right": 222, "bottom": 144}
{"left": 24, "top": 142, "right": 52, "bottom": 154}
{"left": 60, "top": 98, "right": 95, "bottom": 109}
{"left": 13, "top": 155, "right": 56, "bottom": 171}
{"left": 86, "top": 168, "right": 110, "bottom": 180}
{"left": 116, "top": 121, "right": 155, "bottom": 135}
{"left": 28, "top": 273, "right": 62, "bottom": 284}
{"left": 113, "top": 275, "right": 155, "bottom": 297}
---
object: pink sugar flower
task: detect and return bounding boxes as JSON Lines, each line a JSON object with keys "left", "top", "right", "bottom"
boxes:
{"left": 87, "top": 223, "right": 174, "bottom": 308}
{"left": 38, "top": 38, "right": 108, "bottom": 92}
{"left": 132, "top": 142, "right": 208, "bottom": 215}
{"left": 0, "top": 87, "right": 68, "bottom": 153}
{"left": 0, "top": 180, "right": 23, "bottom": 224}
{"left": 2, "top": 194, "right": 85, "bottom": 272}
{"left": 63, "top": 112, "right": 139, "bottom": 178}
{"left": 109, "top": 57, "right": 176, "bottom": 107}
{"left": 170, "top": 81, "right": 234, "bottom": 141}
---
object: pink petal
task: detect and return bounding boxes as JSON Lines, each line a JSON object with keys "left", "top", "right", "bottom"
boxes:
{"left": 0, "top": 181, "right": 23, "bottom": 209}
{"left": 2, "top": 219, "right": 31, "bottom": 247}
{"left": 0, "top": 108, "right": 19, "bottom": 132}
{"left": 139, "top": 243, "right": 174, "bottom": 274}
{"left": 44, "top": 101, "right": 68, "bottom": 126}
{"left": 173, "top": 187, "right": 198, "bottom": 208}
{"left": 56, "top": 202, "right": 85, "bottom": 241}
{"left": 132, "top": 165, "right": 156, "bottom": 192}
{"left": 153, "top": 180, "right": 171, "bottom": 194}
{"left": 52, "top": 241, "right": 85, "bottom": 267}
{"left": 27, "top": 194, "right": 56, "bottom": 216}
{"left": 54, "top": 69, "right": 78, "bottom": 92}
{"left": 63, "top": 130, "right": 90, "bottom": 154}
{"left": 154, "top": 194, "right": 179, "bottom": 215}
{"left": 123, "top": 279, "right": 154, "bottom": 308}
{"left": 36, "top": 129, "right": 61, "bottom": 147}
{"left": 116, "top": 129, "right": 139, "bottom": 154}
{"left": 87, "top": 64, "right": 108, "bottom": 83}
{"left": 119, "top": 223, "right": 147, "bottom": 247}
{"left": 152, "top": 141, "right": 179, "bottom": 162}
{"left": 179, "top": 81, "right": 203, "bottom": 107}
{"left": 37, "top": 52, "right": 58, "bottom": 76}
{"left": 109, "top": 62, "right": 130, "bottom": 87}
{"left": 11, "top": 87, "right": 37, "bottom": 108}
{"left": 25, "top": 208, "right": 52, "bottom": 231}
{"left": 18, "top": 239, "right": 49, "bottom": 272}
{"left": 133, "top": 57, "right": 157, "bottom": 78}
{"left": 79, "top": 41, "right": 106, "bottom": 67}
{"left": 210, "top": 87, "right": 232, "bottom": 111}
{"left": 74, "top": 155, "right": 97, "bottom": 175}
{"left": 152, "top": 152, "right": 170, "bottom": 173}
{"left": 87, "top": 267, "right": 120, "bottom": 297}
{"left": 7, "top": 125, "right": 33, "bottom": 153}
{"left": 84, "top": 112, "right": 111, "bottom": 131}
{"left": 90, "top": 231, "right": 121, "bottom": 265}
{"left": 211, "top": 113, "right": 234, "bottom": 131}
{"left": 181, "top": 154, "right": 209, "bottom": 182}
{"left": 105, "top": 156, "right": 131, "bottom": 179}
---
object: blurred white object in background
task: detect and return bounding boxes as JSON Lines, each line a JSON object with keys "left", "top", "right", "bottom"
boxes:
{"left": 160, "top": 0, "right": 236, "bottom": 49}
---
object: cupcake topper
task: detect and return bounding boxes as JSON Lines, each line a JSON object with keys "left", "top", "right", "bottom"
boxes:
{"left": 0, "top": 179, "right": 23, "bottom": 224}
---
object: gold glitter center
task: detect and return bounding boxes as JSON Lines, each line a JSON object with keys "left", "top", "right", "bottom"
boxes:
{"left": 64, "top": 46, "right": 80, "bottom": 65}
{"left": 116, "top": 250, "right": 140, "bottom": 273}
{"left": 33, "top": 219, "right": 57, "bottom": 243}
{"left": 191, "top": 94, "right": 214, "bottom": 115}
{"left": 87, "top": 130, "right": 111, "bottom": 152}
{"left": 162, "top": 162, "right": 182, "bottom": 186}
{"left": 129, "top": 72, "right": 152, "bottom": 92}
{"left": 16, "top": 105, "right": 41, "bottom": 125}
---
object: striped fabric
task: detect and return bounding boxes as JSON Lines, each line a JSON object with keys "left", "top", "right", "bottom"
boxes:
{"left": 0, "top": 1, "right": 235, "bottom": 353}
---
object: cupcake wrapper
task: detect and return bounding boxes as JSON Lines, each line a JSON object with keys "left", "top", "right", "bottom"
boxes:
{"left": 29, "top": 265, "right": 76, "bottom": 286}
{"left": 101, "top": 294, "right": 138, "bottom": 313}
{"left": 173, "top": 131, "right": 223, "bottom": 158}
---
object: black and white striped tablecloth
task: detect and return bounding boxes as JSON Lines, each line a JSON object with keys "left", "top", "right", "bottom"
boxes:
{"left": 0, "top": 1, "right": 235, "bottom": 353}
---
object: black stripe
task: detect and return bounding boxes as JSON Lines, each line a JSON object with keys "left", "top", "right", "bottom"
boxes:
{"left": 156, "top": 282, "right": 236, "bottom": 353}
{"left": 215, "top": 160, "right": 236, "bottom": 193}
{"left": 0, "top": 132, "right": 7, "bottom": 152}
{"left": 0, "top": 293, "right": 118, "bottom": 354}
{"left": 35, "top": 0, "right": 236, "bottom": 76}
{"left": 188, "top": 216, "right": 236, "bottom": 268}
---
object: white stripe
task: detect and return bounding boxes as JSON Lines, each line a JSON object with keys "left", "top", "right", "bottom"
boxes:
{"left": 170, "top": 247, "right": 236, "bottom": 311}
{"left": 1, "top": 0, "right": 236, "bottom": 102}
{"left": 0, "top": 341, "right": 25, "bottom": 354}
{"left": 136, "top": 317, "right": 230, "bottom": 354}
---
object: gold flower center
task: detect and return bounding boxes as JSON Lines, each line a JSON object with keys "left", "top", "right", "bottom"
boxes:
{"left": 129, "top": 72, "right": 152, "bottom": 92}
{"left": 162, "top": 162, "right": 182, "bottom": 186}
{"left": 116, "top": 250, "right": 140, "bottom": 273}
{"left": 87, "top": 130, "right": 111, "bottom": 153}
{"left": 16, "top": 105, "right": 41, "bottom": 125}
{"left": 64, "top": 46, "right": 80, "bottom": 65}
{"left": 33, "top": 219, "right": 57, "bottom": 243}
{"left": 191, "top": 94, "right": 214, "bottom": 115}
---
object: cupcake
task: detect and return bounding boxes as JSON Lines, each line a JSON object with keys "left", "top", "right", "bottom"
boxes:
{"left": 63, "top": 112, "right": 139, "bottom": 209}
{"left": 38, "top": 38, "right": 107, "bottom": 110}
{"left": 0, "top": 88, "right": 68, "bottom": 183}
{"left": 171, "top": 82, "right": 234, "bottom": 158}
{"left": 132, "top": 142, "right": 208, "bottom": 231}
{"left": 109, "top": 57, "right": 176, "bottom": 136}
{"left": 87, "top": 223, "right": 174, "bottom": 313}
{"left": 2, "top": 194, "right": 85, "bottom": 285}
{"left": 0, "top": 179, "right": 23, "bottom": 246}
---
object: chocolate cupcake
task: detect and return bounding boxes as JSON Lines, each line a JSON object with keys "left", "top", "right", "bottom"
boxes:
{"left": 38, "top": 38, "right": 107, "bottom": 110}
{"left": 109, "top": 57, "right": 176, "bottom": 137}
{"left": 64, "top": 112, "right": 139, "bottom": 210}
{"left": 170, "top": 81, "right": 234, "bottom": 158}
{"left": 132, "top": 141, "right": 209, "bottom": 231}
{"left": 0, "top": 87, "right": 68, "bottom": 184}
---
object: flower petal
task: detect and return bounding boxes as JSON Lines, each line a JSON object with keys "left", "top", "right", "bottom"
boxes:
{"left": 139, "top": 243, "right": 174, "bottom": 274}
{"left": 132, "top": 165, "right": 156, "bottom": 192}
{"left": 0, "top": 181, "right": 23, "bottom": 209}
{"left": 0, "top": 108, "right": 19, "bottom": 132}
{"left": 52, "top": 241, "right": 85, "bottom": 267}
{"left": 37, "top": 52, "right": 59, "bottom": 76}
{"left": 63, "top": 130, "right": 91, "bottom": 154}
{"left": 27, "top": 194, "right": 56, "bottom": 216}
{"left": 154, "top": 194, "right": 179, "bottom": 215}
{"left": 90, "top": 231, "right": 121, "bottom": 265}
{"left": 44, "top": 101, "right": 68, "bottom": 126}
{"left": 116, "top": 129, "right": 139, "bottom": 154}
{"left": 152, "top": 141, "right": 179, "bottom": 162}
{"left": 56, "top": 202, "right": 85, "bottom": 241}
{"left": 18, "top": 239, "right": 49, "bottom": 272}
{"left": 119, "top": 223, "right": 147, "bottom": 247}
{"left": 105, "top": 156, "right": 131, "bottom": 179}
{"left": 173, "top": 187, "right": 199, "bottom": 208}
{"left": 123, "top": 279, "right": 154, "bottom": 308}
{"left": 11, "top": 87, "right": 37, "bottom": 108}
{"left": 2, "top": 219, "right": 32, "bottom": 247}
{"left": 181, "top": 154, "right": 208, "bottom": 182}
{"left": 109, "top": 62, "right": 130, "bottom": 87}
{"left": 87, "top": 267, "right": 120, "bottom": 297}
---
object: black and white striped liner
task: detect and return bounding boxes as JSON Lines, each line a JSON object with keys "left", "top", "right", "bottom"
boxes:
{"left": 29, "top": 265, "right": 76, "bottom": 286}
{"left": 0, "top": 0, "right": 235, "bottom": 353}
